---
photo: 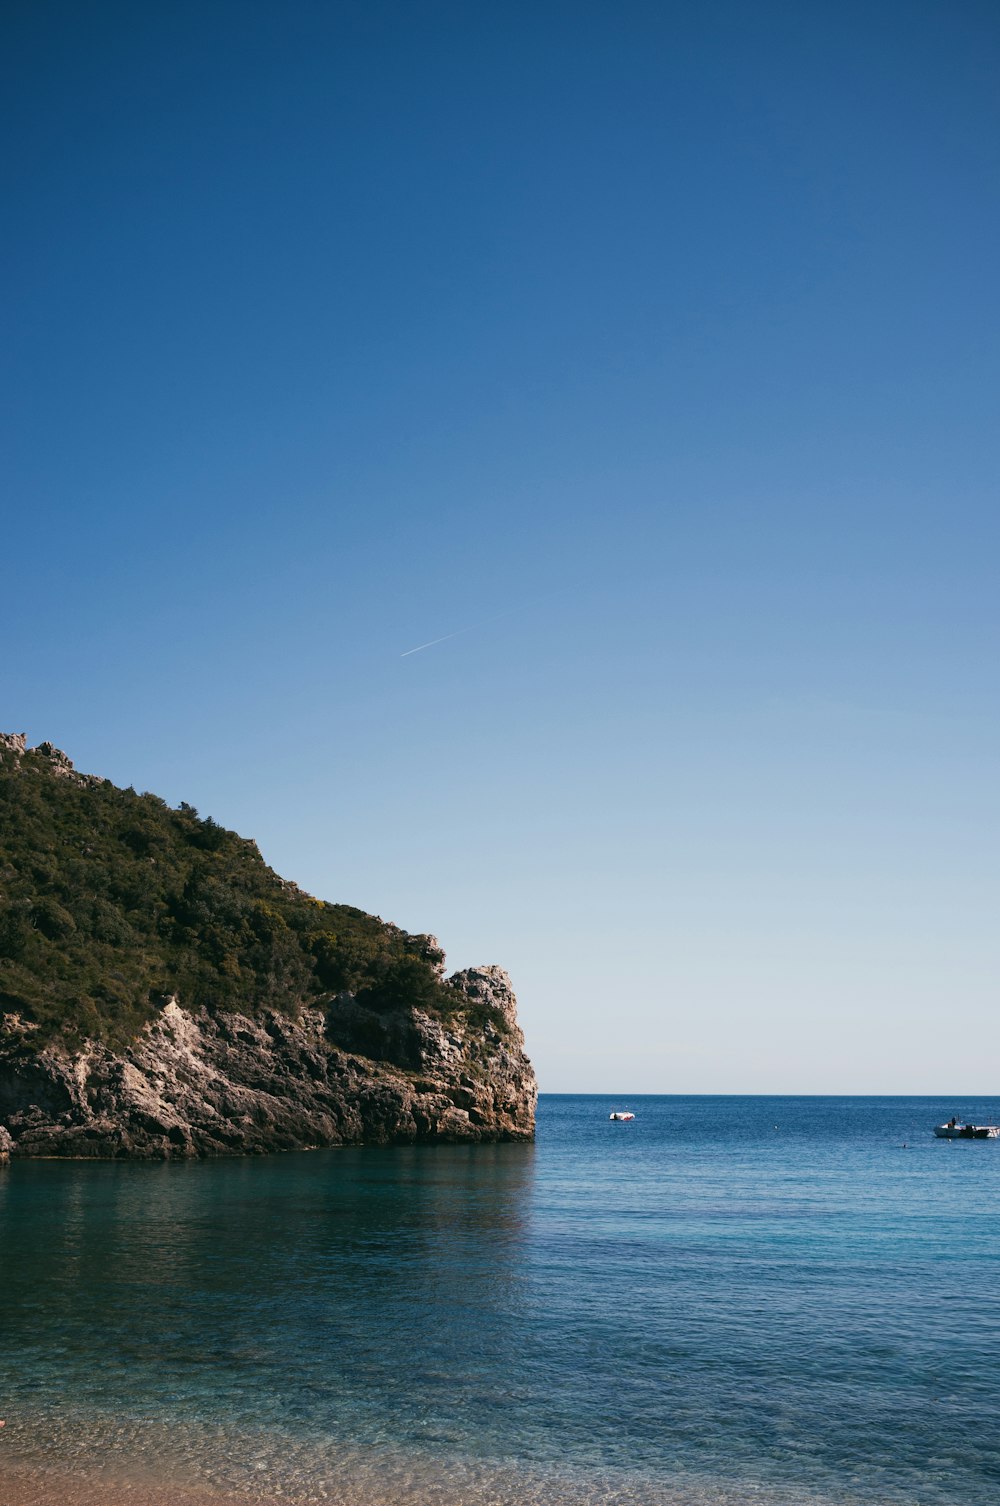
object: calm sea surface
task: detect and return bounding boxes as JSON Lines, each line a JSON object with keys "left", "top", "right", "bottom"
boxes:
{"left": 2, "top": 1095, "right": 1000, "bottom": 1505}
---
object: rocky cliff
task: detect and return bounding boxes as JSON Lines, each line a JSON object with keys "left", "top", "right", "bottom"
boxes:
{"left": 0, "top": 737, "right": 536, "bottom": 1158}
{"left": 0, "top": 968, "right": 535, "bottom": 1158}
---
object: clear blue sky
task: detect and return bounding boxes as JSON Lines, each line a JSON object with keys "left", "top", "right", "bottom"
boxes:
{"left": 3, "top": 1, "right": 998, "bottom": 1091}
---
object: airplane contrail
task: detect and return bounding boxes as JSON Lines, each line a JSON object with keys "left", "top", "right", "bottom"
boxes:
{"left": 400, "top": 605, "right": 528, "bottom": 658}
{"left": 400, "top": 627, "right": 472, "bottom": 658}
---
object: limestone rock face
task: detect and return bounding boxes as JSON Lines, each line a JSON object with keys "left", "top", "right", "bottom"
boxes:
{"left": 0, "top": 733, "right": 104, "bottom": 786}
{"left": 448, "top": 965, "right": 521, "bottom": 1028}
{"left": 0, "top": 985, "right": 537, "bottom": 1159}
{"left": 0, "top": 732, "right": 28, "bottom": 763}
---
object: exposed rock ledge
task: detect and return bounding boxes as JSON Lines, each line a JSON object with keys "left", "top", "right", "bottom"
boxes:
{"left": 0, "top": 966, "right": 536, "bottom": 1159}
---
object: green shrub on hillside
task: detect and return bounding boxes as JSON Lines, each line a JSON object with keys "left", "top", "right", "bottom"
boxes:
{"left": 0, "top": 748, "right": 478, "bottom": 1048}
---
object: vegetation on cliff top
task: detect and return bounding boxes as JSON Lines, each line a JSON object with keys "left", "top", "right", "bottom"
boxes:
{"left": 0, "top": 742, "right": 487, "bottom": 1048}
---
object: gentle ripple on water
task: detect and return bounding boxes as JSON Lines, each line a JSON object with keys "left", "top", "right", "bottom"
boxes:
{"left": 2, "top": 1095, "right": 1000, "bottom": 1504}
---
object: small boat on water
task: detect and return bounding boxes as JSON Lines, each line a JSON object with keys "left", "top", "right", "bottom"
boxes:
{"left": 934, "top": 1120, "right": 1000, "bottom": 1139}
{"left": 609, "top": 1111, "right": 635, "bottom": 1121}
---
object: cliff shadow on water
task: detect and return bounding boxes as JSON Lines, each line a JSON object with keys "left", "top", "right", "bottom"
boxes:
{"left": 0, "top": 1142, "right": 538, "bottom": 1447}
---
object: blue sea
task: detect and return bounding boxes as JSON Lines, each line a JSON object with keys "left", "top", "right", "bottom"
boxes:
{"left": 2, "top": 1095, "right": 1000, "bottom": 1505}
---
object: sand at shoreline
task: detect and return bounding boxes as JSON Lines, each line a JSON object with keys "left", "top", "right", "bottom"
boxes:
{"left": 0, "top": 1459, "right": 864, "bottom": 1506}
{"left": 0, "top": 1416, "right": 866, "bottom": 1506}
{"left": 0, "top": 1464, "right": 426, "bottom": 1506}
{"left": 1, "top": 1465, "right": 251, "bottom": 1506}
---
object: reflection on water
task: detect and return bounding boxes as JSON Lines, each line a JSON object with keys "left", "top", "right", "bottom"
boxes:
{"left": 3, "top": 1098, "right": 1000, "bottom": 1505}
{"left": 1, "top": 1144, "right": 536, "bottom": 1441}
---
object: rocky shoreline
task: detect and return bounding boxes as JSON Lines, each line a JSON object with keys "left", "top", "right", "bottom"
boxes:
{"left": 0, "top": 964, "right": 536, "bottom": 1159}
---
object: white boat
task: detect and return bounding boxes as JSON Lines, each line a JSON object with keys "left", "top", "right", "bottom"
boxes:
{"left": 609, "top": 1111, "right": 635, "bottom": 1121}
{"left": 934, "top": 1121, "right": 1000, "bottom": 1139}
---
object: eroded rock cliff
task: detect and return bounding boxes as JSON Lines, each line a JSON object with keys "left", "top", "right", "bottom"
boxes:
{"left": 0, "top": 968, "right": 535, "bottom": 1158}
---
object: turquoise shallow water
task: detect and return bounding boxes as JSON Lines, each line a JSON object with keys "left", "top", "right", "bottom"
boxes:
{"left": 2, "top": 1095, "right": 1000, "bottom": 1504}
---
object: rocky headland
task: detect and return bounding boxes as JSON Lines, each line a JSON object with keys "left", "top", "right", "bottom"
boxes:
{"left": 0, "top": 736, "right": 536, "bottom": 1158}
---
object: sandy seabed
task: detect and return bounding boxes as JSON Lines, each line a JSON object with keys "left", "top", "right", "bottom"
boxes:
{"left": 1, "top": 1467, "right": 260, "bottom": 1506}
{"left": 0, "top": 1413, "right": 869, "bottom": 1506}
{"left": 1, "top": 1468, "right": 204, "bottom": 1506}
{"left": 0, "top": 1458, "right": 871, "bottom": 1506}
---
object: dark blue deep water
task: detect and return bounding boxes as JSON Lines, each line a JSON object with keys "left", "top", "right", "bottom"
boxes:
{"left": 2, "top": 1096, "right": 1000, "bottom": 1504}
